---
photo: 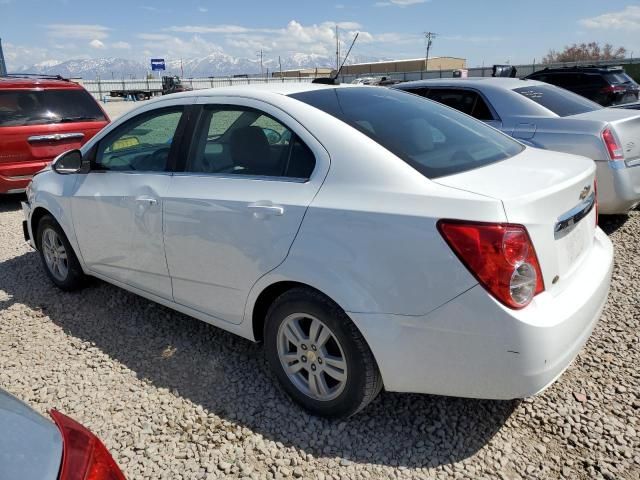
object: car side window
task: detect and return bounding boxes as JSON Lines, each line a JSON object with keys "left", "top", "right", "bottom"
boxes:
{"left": 427, "top": 89, "right": 495, "bottom": 121}
{"left": 186, "top": 106, "right": 315, "bottom": 180}
{"left": 404, "top": 87, "right": 430, "bottom": 98}
{"left": 95, "top": 107, "right": 183, "bottom": 172}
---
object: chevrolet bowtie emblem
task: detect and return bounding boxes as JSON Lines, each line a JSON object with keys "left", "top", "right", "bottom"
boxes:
{"left": 579, "top": 185, "right": 591, "bottom": 201}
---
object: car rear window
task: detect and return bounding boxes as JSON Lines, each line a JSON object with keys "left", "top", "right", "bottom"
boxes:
{"left": 0, "top": 89, "right": 106, "bottom": 127}
{"left": 289, "top": 87, "right": 523, "bottom": 179}
{"left": 605, "top": 72, "right": 635, "bottom": 84}
{"left": 514, "top": 85, "right": 602, "bottom": 117}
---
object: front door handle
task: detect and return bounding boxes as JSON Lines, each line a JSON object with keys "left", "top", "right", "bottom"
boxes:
{"left": 247, "top": 202, "right": 284, "bottom": 216}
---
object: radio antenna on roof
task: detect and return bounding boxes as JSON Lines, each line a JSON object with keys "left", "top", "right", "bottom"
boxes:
{"left": 313, "top": 32, "right": 359, "bottom": 85}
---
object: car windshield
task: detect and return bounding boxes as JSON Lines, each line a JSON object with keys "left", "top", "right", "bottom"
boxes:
{"left": 289, "top": 87, "right": 523, "bottom": 179}
{"left": 0, "top": 89, "right": 106, "bottom": 127}
{"left": 514, "top": 84, "right": 602, "bottom": 117}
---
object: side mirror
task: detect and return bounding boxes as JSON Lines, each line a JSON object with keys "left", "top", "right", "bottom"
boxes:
{"left": 52, "top": 149, "right": 83, "bottom": 174}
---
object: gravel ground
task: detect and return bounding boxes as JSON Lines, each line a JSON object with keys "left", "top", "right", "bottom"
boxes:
{"left": 0, "top": 195, "right": 638, "bottom": 480}
{"left": 102, "top": 100, "right": 139, "bottom": 120}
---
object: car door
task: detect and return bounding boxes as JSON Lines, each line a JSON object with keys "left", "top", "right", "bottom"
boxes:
{"left": 71, "top": 103, "right": 191, "bottom": 299}
{"left": 163, "top": 98, "right": 329, "bottom": 324}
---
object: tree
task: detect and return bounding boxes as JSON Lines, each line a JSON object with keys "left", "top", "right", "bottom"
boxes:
{"left": 543, "top": 42, "right": 626, "bottom": 63}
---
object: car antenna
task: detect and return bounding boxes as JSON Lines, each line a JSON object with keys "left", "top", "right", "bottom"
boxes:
{"left": 313, "top": 32, "right": 359, "bottom": 85}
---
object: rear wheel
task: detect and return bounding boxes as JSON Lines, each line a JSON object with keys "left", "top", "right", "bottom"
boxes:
{"left": 136, "top": 92, "right": 146, "bottom": 101}
{"left": 38, "top": 215, "right": 87, "bottom": 291}
{"left": 264, "top": 288, "right": 382, "bottom": 417}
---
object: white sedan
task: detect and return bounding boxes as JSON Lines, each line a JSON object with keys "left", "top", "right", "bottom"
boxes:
{"left": 22, "top": 84, "right": 613, "bottom": 417}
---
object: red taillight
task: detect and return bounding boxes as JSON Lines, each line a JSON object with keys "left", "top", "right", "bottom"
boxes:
{"left": 437, "top": 221, "right": 545, "bottom": 309}
{"left": 50, "top": 410, "right": 126, "bottom": 480}
{"left": 602, "top": 128, "right": 624, "bottom": 160}
{"left": 601, "top": 85, "right": 626, "bottom": 94}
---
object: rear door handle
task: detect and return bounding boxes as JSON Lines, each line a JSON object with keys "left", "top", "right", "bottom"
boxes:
{"left": 135, "top": 196, "right": 158, "bottom": 206}
{"left": 247, "top": 202, "right": 284, "bottom": 216}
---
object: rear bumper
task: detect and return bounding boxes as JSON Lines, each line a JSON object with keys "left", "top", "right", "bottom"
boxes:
{"left": 21, "top": 201, "right": 36, "bottom": 249}
{"left": 596, "top": 160, "right": 640, "bottom": 214}
{"left": 350, "top": 228, "right": 613, "bottom": 399}
{"left": 0, "top": 160, "right": 49, "bottom": 194}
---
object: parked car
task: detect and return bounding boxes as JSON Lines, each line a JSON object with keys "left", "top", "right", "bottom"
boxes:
{"left": 23, "top": 84, "right": 613, "bottom": 417}
{"left": 0, "top": 388, "right": 125, "bottom": 479}
{"left": 0, "top": 74, "right": 109, "bottom": 194}
{"left": 393, "top": 78, "right": 640, "bottom": 214}
{"left": 525, "top": 65, "right": 639, "bottom": 106}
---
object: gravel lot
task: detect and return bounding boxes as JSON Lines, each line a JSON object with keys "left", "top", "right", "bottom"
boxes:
{"left": 102, "top": 99, "right": 139, "bottom": 120}
{"left": 0, "top": 195, "right": 638, "bottom": 480}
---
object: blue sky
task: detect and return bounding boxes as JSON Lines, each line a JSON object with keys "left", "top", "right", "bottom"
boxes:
{"left": 2, "top": 0, "right": 640, "bottom": 69}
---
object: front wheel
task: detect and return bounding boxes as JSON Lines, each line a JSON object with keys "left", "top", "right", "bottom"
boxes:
{"left": 264, "top": 288, "right": 383, "bottom": 418}
{"left": 37, "top": 215, "right": 87, "bottom": 291}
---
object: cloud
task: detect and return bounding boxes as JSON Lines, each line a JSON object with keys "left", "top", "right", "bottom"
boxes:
{"left": 375, "top": 0, "right": 427, "bottom": 7}
{"left": 198, "top": 6, "right": 208, "bottom": 12}
{"left": 138, "top": 34, "right": 225, "bottom": 59}
{"left": 89, "top": 39, "right": 105, "bottom": 49}
{"left": 580, "top": 6, "right": 640, "bottom": 30}
{"left": 47, "top": 24, "right": 111, "bottom": 40}
{"left": 111, "top": 41, "right": 132, "bottom": 49}
{"left": 167, "top": 25, "right": 251, "bottom": 34}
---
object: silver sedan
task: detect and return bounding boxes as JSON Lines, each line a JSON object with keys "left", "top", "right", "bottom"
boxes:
{"left": 394, "top": 78, "right": 640, "bottom": 214}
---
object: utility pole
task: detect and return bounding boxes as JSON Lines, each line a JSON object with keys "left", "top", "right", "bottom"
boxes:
{"left": 424, "top": 32, "right": 437, "bottom": 72}
{"left": 0, "top": 38, "right": 7, "bottom": 76}
{"left": 257, "top": 49, "right": 264, "bottom": 77}
{"left": 336, "top": 25, "right": 340, "bottom": 71}
{"left": 278, "top": 55, "right": 282, "bottom": 78}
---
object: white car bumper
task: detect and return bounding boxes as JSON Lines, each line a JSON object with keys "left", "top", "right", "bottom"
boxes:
{"left": 21, "top": 201, "right": 36, "bottom": 249}
{"left": 349, "top": 227, "right": 614, "bottom": 399}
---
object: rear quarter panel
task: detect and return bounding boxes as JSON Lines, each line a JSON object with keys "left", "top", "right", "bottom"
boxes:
{"left": 245, "top": 106, "right": 507, "bottom": 318}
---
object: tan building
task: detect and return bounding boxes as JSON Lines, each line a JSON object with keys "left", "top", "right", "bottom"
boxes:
{"left": 272, "top": 68, "right": 333, "bottom": 78}
{"left": 340, "top": 57, "right": 466, "bottom": 76}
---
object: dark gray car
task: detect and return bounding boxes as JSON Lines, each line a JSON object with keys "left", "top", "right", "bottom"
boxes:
{"left": 0, "top": 388, "right": 125, "bottom": 480}
{"left": 393, "top": 78, "right": 640, "bottom": 214}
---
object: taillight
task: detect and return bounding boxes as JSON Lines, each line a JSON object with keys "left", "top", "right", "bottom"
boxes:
{"left": 601, "top": 85, "right": 626, "bottom": 94}
{"left": 437, "top": 221, "right": 545, "bottom": 309}
{"left": 602, "top": 128, "right": 624, "bottom": 160}
{"left": 50, "top": 410, "right": 126, "bottom": 480}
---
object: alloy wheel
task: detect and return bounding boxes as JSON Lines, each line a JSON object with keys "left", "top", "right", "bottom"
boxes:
{"left": 277, "top": 313, "right": 348, "bottom": 401}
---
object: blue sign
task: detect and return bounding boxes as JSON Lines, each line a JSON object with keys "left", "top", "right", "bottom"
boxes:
{"left": 151, "top": 58, "right": 166, "bottom": 71}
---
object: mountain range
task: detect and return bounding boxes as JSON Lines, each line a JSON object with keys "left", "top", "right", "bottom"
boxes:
{"left": 14, "top": 53, "right": 386, "bottom": 79}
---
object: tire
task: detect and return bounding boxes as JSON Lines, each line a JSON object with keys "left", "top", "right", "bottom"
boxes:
{"left": 264, "top": 288, "right": 383, "bottom": 418}
{"left": 37, "top": 215, "right": 87, "bottom": 291}
{"left": 136, "top": 92, "right": 145, "bottom": 101}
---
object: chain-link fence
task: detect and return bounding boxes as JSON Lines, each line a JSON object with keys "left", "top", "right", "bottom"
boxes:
{"left": 78, "top": 57, "right": 640, "bottom": 100}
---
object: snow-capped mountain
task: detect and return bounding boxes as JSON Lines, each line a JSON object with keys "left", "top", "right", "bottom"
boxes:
{"left": 15, "top": 53, "right": 385, "bottom": 79}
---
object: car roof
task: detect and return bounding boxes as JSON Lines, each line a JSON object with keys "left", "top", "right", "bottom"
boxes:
{"left": 530, "top": 66, "right": 624, "bottom": 74}
{"left": 138, "top": 82, "right": 355, "bottom": 108}
{"left": 0, "top": 76, "right": 82, "bottom": 90}
{"left": 394, "top": 77, "right": 545, "bottom": 92}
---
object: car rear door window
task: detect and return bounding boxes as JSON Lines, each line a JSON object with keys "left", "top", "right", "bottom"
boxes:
{"left": 514, "top": 85, "right": 602, "bottom": 117}
{"left": 426, "top": 88, "right": 495, "bottom": 121}
{"left": 290, "top": 87, "right": 523, "bottom": 179}
{"left": 95, "top": 107, "right": 183, "bottom": 172}
{"left": 0, "top": 89, "right": 106, "bottom": 127}
{"left": 186, "top": 106, "right": 315, "bottom": 180}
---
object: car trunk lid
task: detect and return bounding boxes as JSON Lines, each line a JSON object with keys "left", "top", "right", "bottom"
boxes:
{"left": 0, "top": 122, "right": 106, "bottom": 166}
{"left": 568, "top": 108, "right": 640, "bottom": 164}
{"left": 433, "top": 147, "right": 597, "bottom": 294}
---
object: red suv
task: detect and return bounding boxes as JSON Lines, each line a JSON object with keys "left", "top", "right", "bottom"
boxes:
{"left": 0, "top": 75, "right": 109, "bottom": 193}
